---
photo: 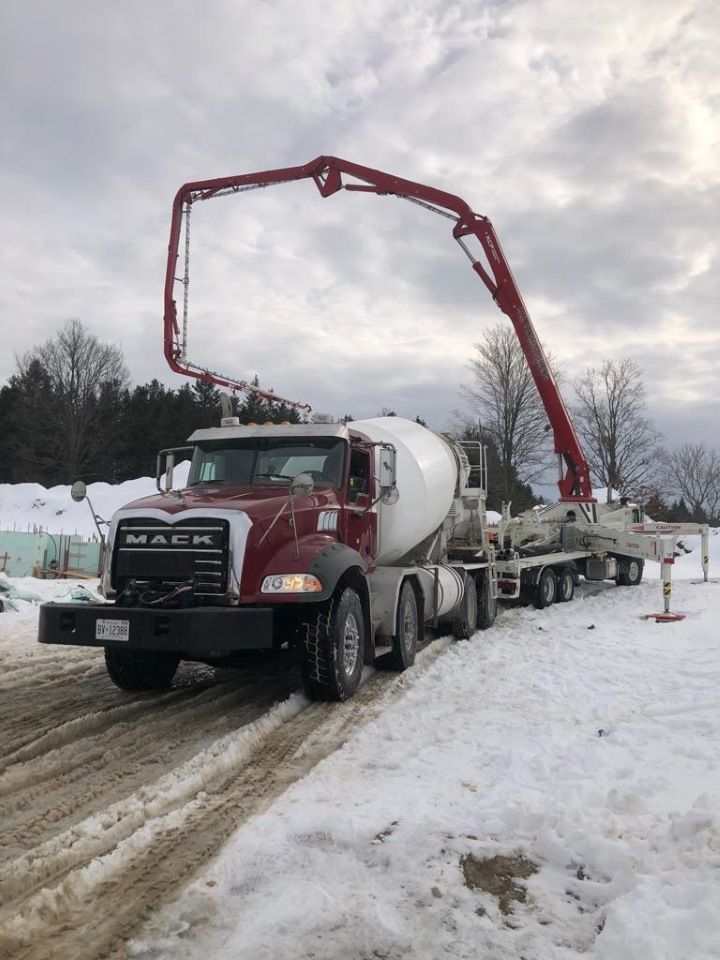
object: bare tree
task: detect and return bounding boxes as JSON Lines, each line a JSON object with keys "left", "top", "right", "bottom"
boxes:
{"left": 462, "top": 323, "right": 557, "bottom": 500}
{"left": 572, "top": 359, "right": 662, "bottom": 502}
{"left": 16, "top": 319, "right": 129, "bottom": 482}
{"left": 665, "top": 443, "right": 720, "bottom": 521}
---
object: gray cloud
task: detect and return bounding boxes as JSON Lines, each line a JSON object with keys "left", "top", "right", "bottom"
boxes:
{"left": 1, "top": 0, "right": 718, "bottom": 451}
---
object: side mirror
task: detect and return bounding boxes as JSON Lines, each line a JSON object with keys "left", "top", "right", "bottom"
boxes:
{"left": 291, "top": 473, "right": 315, "bottom": 497}
{"left": 156, "top": 446, "right": 193, "bottom": 493}
{"left": 70, "top": 479, "right": 107, "bottom": 541}
{"left": 378, "top": 443, "right": 398, "bottom": 504}
{"left": 71, "top": 480, "right": 87, "bottom": 503}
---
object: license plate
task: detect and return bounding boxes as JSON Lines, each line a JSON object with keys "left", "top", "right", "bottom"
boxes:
{"left": 96, "top": 619, "right": 130, "bottom": 642}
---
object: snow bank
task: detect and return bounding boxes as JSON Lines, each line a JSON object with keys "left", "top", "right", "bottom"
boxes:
{"left": 0, "top": 464, "right": 190, "bottom": 537}
{"left": 131, "top": 568, "right": 720, "bottom": 960}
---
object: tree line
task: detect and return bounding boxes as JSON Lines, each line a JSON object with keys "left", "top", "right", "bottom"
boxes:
{"left": 1, "top": 319, "right": 718, "bottom": 525}
{"left": 0, "top": 320, "right": 299, "bottom": 486}
{"left": 460, "top": 323, "right": 720, "bottom": 523}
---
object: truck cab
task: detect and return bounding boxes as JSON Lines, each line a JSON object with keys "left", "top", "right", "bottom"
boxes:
{"left": 40, "top": 419, "right": 400, "bottom": 701}
{"left": 104, "top": 421, "right": 379, "bottom": 608}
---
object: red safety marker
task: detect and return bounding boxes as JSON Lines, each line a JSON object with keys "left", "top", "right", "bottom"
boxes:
{"left": 641, "top": 612, "right": 686, "bottom": 622}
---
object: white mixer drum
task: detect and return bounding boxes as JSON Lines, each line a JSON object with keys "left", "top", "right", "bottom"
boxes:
{"left": 349, "top": 417, "right": 458, "bottom": 564}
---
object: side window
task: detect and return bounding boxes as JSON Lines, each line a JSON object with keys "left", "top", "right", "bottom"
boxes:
{"left": 348, "top": 449, "right": 371, "bottom": 504}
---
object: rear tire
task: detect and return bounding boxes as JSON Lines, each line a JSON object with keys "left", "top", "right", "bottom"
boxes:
{"left": 616, "top": 558, "right": 644, "bottom": 586}
{"left": 104, "top": 647, "right": 179, "bottom": 691}
{"left": 557, "top": 568, "right": 575, "bottom": 603}
{"left": 301, "top": 586, "right": 365, "bottom": 702}
{"left": 452, "top": 576, "right": 478, "bottom": 640}
{"left": 476, "top": 570, "right": 497, "bottom": 630}
{"left": 381, "top": 581, "right": 418, "bottom": 671}
{"left": 534, "top": 568, "right": 557, "bottom": 609}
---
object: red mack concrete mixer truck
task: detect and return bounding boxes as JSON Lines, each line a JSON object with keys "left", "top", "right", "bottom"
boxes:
{"left": 40, "top": 414, "right": 497, "bottom": 700}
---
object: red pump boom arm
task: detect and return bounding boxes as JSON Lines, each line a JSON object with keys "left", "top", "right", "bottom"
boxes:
{"left": 164, "top": 156, "right": 592, "bottom": 501}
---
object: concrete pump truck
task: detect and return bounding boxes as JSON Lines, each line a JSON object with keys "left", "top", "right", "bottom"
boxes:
{"left": 38, "top": 157, "right": 710, "bottom": 700}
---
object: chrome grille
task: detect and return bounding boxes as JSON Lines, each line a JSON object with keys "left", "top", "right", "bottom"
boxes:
{"left": 113, "top": 519, "right": 230, "bottom": 596}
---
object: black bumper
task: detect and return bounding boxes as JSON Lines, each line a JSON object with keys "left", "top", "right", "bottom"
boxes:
{"left": 38, "top": 603, "right": 274, "bottom": 656}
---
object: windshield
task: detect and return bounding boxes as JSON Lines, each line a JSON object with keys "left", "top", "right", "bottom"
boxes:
{"left": 187, "top": 437, "right": 346, "bottom": 489}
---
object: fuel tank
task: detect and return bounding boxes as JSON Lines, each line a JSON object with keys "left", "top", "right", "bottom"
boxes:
{"left": 349, "top": 417, "right": 459, "bottom": 564}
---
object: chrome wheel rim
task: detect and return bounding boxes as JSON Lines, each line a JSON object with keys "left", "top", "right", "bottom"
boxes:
{"left": 342, "top": 612, "right": 360, "bottom": 677}
{"left": 542, "top": 575, "right": 554, "bottom": 603}
{"left": 629, "top": 561, "right": 640, "bottom": 582}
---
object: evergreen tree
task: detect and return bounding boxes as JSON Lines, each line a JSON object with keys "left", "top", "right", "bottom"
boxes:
{"left": 643, "top": 491, "right": 670, "bottom": 522}
{"left": 116, "top": 380, "right": 175, "bottom": 481}
{"left": 236, "top": 377, "right": 301, "bottom": 425}
{"left": 667, "top": 498, "right": 693, "bottom": 523}
{"left": 0, "top": 382, "right": 21, "bottom": 482}
{"left": 5, "top": 359, "right": 59, "bottom": 485}
{"left": 192, "top": 380, "right": 221, "bottom": 417}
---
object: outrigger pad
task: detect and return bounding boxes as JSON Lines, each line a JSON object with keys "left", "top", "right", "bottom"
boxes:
{"left": 641, "top": 612, "right": 686, "bottom": 622}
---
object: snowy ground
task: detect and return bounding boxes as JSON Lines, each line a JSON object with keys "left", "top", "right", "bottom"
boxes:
{"left": 1, "top": 534, "right": 718, "bottom": 960}
{"left": 124, "top": 531, "right": 716, "bottom": 960}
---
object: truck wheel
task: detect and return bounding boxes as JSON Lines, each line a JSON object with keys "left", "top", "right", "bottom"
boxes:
{"left": 557, "top": 568, "right": 575, "bottom": 602}
{"left": 534, "top": 568, "right": 557, "bottom": 609}
{"left": 616, "top": 559, "right": 644, "bottom": 586}
{"left": 452, "top": 576, "right": 478, "bottom": 640}
{"left": 381, "top": 581, "right": 418, "bottom": 671}
{"left": 104, "top": 647, "right": 180, "bottom": 691}
{"left": 301, "top": 586, "right": 365, "bottom": 702}
{"left": 476, "top": 570, "right": 497, "bottom": 630}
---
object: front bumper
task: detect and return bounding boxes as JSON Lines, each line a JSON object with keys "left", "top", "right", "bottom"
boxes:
{"left": 38, "top": 603, "right": 274, "bottom": 656}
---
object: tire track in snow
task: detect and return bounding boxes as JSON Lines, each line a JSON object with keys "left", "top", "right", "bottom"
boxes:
{"left": 0, "top": 640, "right": 449, "bottom": 960}
{"left": 0, "top": 658, "right": 300, "bottom": 863}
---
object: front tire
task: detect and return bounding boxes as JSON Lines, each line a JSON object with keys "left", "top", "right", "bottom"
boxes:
{"left": 381, "top": 581, "right": 419, "bottom": 671}
{"left": 301, "top": 586, "right": 365, "bottom": 702}
{"left": 104, "top": 647, "right": 180, "bottom": 691}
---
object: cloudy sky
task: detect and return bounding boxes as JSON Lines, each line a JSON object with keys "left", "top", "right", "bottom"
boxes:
{"left": 2, "top": 0, "right": 718, "bottom": 448}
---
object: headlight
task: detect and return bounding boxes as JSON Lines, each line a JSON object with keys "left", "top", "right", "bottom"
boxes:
{"left": 261, "top": 574, "right": 323, "bottom": 594}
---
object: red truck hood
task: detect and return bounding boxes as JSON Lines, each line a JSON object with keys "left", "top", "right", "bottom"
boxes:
{"left": 119, "top": 484, "right": 337, "bottom": 522}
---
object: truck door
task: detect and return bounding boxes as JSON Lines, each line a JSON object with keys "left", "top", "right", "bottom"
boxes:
{"left": 341, "top": 447, "right": 377, "bottom": 570}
